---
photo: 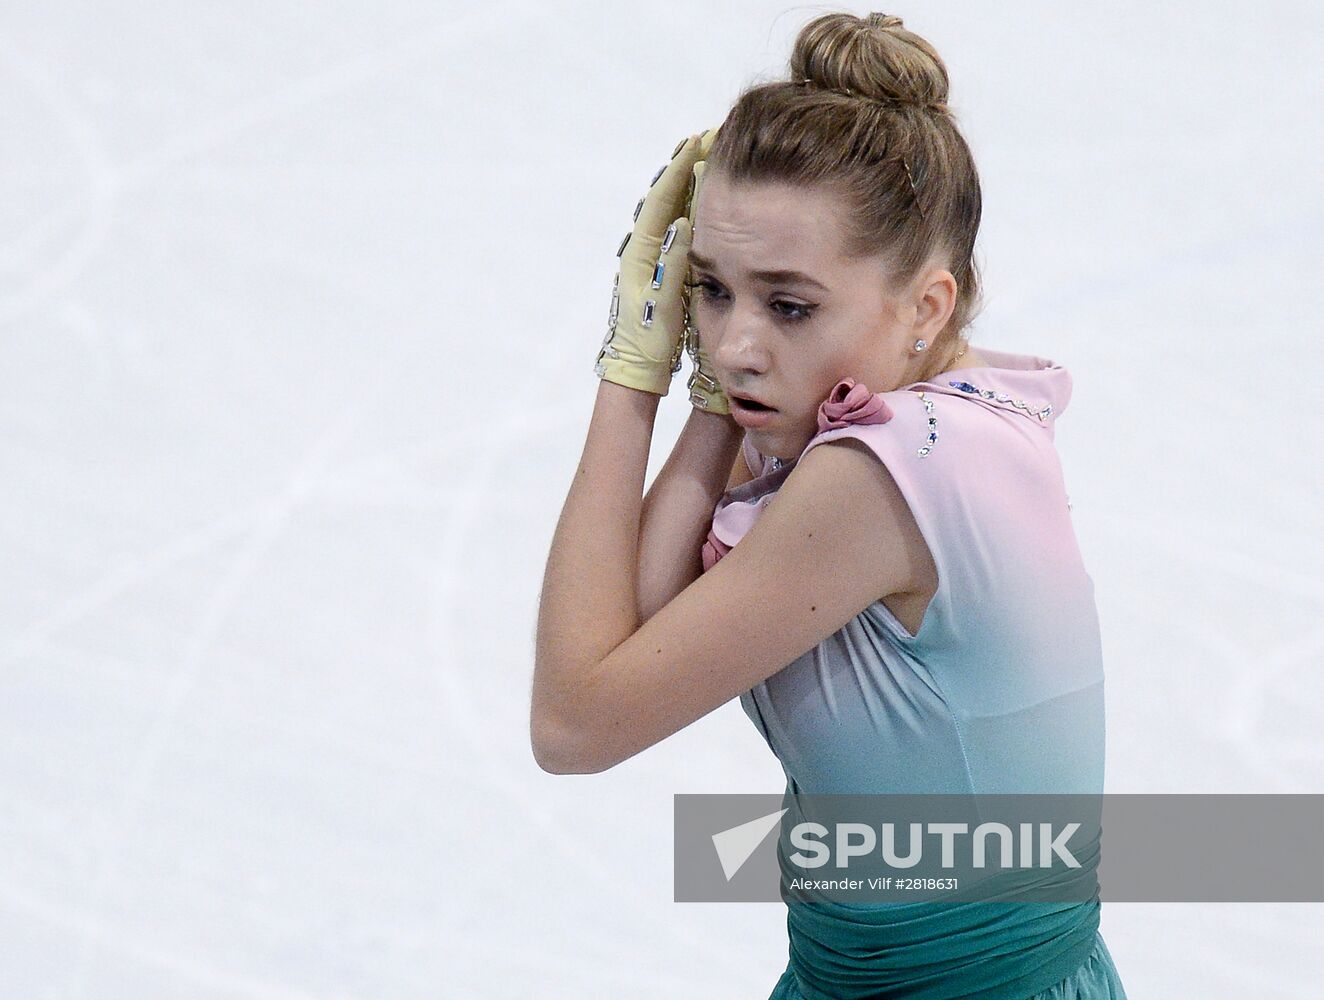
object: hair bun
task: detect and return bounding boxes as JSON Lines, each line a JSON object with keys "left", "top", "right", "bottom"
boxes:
{"left": 866, "top": 13, "right": 905, "bottom": 30}
{"left": 790, "top": 11, "right": 950, "bottom": 112}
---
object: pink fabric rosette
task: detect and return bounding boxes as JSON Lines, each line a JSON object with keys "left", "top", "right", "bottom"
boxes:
{"left": 815, "top": 377, "right": 894, "bottom": 432}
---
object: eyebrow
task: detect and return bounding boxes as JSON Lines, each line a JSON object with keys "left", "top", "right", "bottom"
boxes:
{"left": 686, "top": 250, "right": 828, "bottom": 292}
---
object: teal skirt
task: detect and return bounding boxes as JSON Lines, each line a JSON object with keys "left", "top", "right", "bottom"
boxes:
{"left": 767, "top": 929, "right": 1127, "bottom": 1000}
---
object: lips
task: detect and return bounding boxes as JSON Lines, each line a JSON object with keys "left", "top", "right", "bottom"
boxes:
{"left": 729, "top": 392, "right": 776, "bottom": 412}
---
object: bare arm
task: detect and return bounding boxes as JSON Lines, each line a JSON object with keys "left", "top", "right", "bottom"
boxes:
{"left": 534, "top": 433, "right": 919, "bottom": 774}
{"left": 636, "top": 408, "right": 747, "bottom": 622}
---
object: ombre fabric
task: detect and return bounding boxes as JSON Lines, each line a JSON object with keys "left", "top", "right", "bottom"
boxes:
{"left": 704, "top": 348, "right": 1126, "bottom": 999}
{"left": 767, "top": 929, "right": 1127, "bottom": 1000}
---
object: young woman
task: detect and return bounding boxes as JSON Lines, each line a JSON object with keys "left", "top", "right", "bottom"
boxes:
{"left": 531, "top": 11, "right": 1127, "bottom": 999}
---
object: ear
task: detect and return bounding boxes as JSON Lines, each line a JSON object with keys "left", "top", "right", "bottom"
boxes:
{"left": 915, "top": 266, "right": 958, "bottom": 336}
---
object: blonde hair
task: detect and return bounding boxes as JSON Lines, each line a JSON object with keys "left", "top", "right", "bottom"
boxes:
{"left": 706, "top": 11, "right": 984, "bottom": 369}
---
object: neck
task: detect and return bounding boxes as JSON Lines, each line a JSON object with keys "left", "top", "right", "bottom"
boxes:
{"left": 906, "top": 341, "right": 972, "bottom": 386}
{"left": 946, "top": 348, "right": 986, "bottom": 373}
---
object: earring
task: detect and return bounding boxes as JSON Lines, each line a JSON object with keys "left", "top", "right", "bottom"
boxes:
{"left": 913, "top": 338, "right": 927, "bottom": 352}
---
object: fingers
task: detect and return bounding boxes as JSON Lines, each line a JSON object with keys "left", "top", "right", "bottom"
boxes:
{"left": 648, "top": 215, "right": 693, "bottom": 342}
{"left": 689, "top": 126, "right": 719, "bottom": 225}
{"left": 635, "top": 132, "right": 708, "bottom": 240}
{"left": 690, "top": 159, "right": 708, "bottom": 227}
{"left": 667, "top": 213, "right": 694, "bottom": 258}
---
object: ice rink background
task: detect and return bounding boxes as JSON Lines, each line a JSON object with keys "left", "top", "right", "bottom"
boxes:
{"left": 2, "top": 1, "right": 1322, "bottom": 996}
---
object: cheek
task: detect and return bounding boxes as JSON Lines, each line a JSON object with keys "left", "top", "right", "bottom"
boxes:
{"left": 689, "top": 297, "right": 719, "bottom": 331}
{"left": 813, "top": 335, "right": 877, "bottom": 386}
{"left": 691, "top": 305, "right": 722, "bottom": 348}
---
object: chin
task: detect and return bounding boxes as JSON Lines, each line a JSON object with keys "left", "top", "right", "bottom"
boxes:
{"left": 745, "top": 427, "right": 798, "bottom": 462}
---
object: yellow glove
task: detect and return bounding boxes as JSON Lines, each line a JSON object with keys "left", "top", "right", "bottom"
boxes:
{"left": 681, "top": 128, "right": 731, "bottom": 415}
{"left": 593, "top": 131, "right": 709, "bottom": 396}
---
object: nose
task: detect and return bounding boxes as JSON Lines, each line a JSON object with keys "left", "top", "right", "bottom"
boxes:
{"left": 710, "top": 314, "right": 770, "bottom": 378}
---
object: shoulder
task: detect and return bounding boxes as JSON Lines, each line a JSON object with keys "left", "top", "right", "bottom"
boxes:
{"left": 741, "top": 434, "right": 923, "bottom": 603}
{"left": 805, "top": 382, "right": 1001, "bottom": 482}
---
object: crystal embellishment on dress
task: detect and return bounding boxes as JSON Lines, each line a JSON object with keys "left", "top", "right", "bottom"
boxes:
{"left": 769, "top": 456, "right": 783, "bottom": 472}
{"left": 916, "top": 392, "right": 938, "bottom": 457}
{"left": 947, "top": 380, "right": 1053, "bottom": 421}
{"left": 651, "top": 261, "right": 665, "bottom": 289}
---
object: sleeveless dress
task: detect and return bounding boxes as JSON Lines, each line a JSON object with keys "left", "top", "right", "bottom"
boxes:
{"left": 702, "top": 347, "right": 1128, "bottom": 999}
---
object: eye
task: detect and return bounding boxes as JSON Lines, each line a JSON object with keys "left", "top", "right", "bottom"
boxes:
{"left": 771, "top": 300, "right": 814, "bottom": 321}
{"left": 682, "top": 277, "right": 724, "bottom": 303}
{"left": 682, "top": 277, "right": 816, "bottom": 323}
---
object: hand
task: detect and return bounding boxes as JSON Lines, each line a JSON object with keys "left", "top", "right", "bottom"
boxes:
{"left": 681, "top": 128, "right": 731, "bottom": 416}
{"left": 593, "top": 131, "right": 709, "bottom": 396}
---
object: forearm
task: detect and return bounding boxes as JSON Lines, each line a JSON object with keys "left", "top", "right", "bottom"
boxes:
{"left": 637, "top": 406, "right": 744, "bottom": 622}
{"left": 532, "top": 380, "right": 658, "bottom": 757}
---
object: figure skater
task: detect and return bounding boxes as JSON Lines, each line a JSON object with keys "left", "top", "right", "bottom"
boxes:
{"left": 532, "top": 10, "right": 1127, "bottom": 998}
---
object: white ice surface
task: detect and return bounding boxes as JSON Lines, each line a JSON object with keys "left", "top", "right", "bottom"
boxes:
{"left": 2, "top": 1, "right": 1322, "bottom": 997}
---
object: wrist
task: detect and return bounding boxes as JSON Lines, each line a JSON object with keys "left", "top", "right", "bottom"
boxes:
{"left": 686, "top": 401, "right": 743, "bottom": 443}
{"left": 596, "top": 361, "right": 674, "bottom": 397}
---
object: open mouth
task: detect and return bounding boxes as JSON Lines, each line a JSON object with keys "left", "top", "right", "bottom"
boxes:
{"left": 733, "top": 396, "right": 776, "bottom": 412}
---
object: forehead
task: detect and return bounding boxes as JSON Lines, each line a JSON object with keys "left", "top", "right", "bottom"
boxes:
{"left": 692, "top": 174, "right": 848, "bottom": 266}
